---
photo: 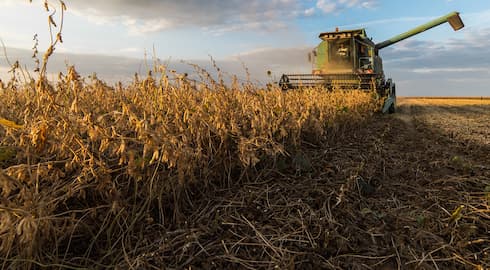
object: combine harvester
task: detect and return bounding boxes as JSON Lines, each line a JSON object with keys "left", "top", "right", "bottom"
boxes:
{"left": 279, "top": 12, "right": 464, "bottom": 113}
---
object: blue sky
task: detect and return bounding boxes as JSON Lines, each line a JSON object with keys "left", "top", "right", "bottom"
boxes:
{"left": 1, "top": 0, "right": 489, "bottom": 96}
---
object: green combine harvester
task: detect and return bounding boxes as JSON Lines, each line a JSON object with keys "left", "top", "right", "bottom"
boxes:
{"left": 279, "top": 11, "right": 464, "bottom": 113}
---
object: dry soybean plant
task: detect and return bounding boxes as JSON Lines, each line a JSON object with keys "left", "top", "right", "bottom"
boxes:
{"left": 0, "top": 47, "right": 380, "bottom": 270}
{"left": 0, "top": 1, "right": 386, "bottom": 268}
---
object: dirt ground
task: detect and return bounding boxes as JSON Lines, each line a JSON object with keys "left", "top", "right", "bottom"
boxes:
{"left": 124, "top": 98, "right": 489, "bottom": 270}
{"left": 397, "top": 98, "right": 490, "bottom": 146}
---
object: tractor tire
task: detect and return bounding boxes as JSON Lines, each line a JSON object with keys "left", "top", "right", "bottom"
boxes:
{"left": 388, "top": 103, "right": 396, "bottom": 114}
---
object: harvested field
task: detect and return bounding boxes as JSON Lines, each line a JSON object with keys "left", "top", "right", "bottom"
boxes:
{"left": 398, "top": 98, "right": 490, "bottom": 146}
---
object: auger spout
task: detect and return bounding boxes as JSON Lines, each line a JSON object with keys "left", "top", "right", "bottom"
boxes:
{"left": 375, "top": 11, "right": 464, "bottom": 50}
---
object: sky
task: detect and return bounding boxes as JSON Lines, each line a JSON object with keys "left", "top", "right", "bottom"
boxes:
{"left": 0, "top": 0, "right": 489, "bottom": 96}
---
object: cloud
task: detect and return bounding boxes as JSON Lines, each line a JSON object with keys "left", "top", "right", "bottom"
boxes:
{"left": 304, "top": 8, "right": 316, "bottom": 16}
{"left": 316, "top": 0, "right": 337, "bottom": 13}
{"left": 316, "top": 0, "right": 376, "bottom": 14}
{"left": 0, "top": 45, "right": 309, "bottom": 85}
{"left": 203, "top": 21, "right": 290, "bottom": 37}
{"left": 359, "top": 1, "right": 377, "bottom": 9}
{"left": 0, "top": 47, "right": 144, "bottom": 82}
{"left": 229, "top": 47, "right": 311, "bottom": 78}
{"left": 123, "top": 18, "right": 174, "bottom": 35}
{"left": 66, "top": 0, "right": 304, "bottom": 34}
{"left": 65, "top": 0, "right": 378, "bottom": 35}
{"left": 0, "top": 0, "right": 19, "bottom": 7}
{"left": 412, "top": 67, "right": 490, "bottom": 74}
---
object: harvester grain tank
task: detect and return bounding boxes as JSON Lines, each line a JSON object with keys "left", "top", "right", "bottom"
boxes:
{"left": 279, "top": 11, "right": 464, "bottom": 113}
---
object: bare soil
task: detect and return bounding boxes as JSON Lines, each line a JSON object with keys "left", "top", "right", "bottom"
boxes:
{"left": 122, "top": 98, "right": 489, "bottom": 269}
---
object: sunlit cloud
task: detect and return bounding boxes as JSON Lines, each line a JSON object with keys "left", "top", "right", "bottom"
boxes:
{"left": 316, "top": 0, "right": 377, "bottom": 13}
{"left": 412, "top": 67, "right": 490, "bottom": 74}
{"left": 66, "top": 0, "right": 303, "bottom": 34}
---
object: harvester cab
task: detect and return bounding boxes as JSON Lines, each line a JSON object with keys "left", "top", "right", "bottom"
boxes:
{"left": 279, "top": 11, "right": 464, "bottom": 113}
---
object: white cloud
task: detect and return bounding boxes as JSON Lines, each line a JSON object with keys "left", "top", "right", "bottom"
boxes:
{"left": 66, "top": 0, "right": 303, "bottom": 34}
{"left": 304, "top": 7, "right": 316, "bottom": 16}
{"left": 204, "top": 21, "right": 288, "bottom": 37}
{"left": 124, "top": 18, "right": 174, "bottom": 35}
{"left": 339, "top": 0, "right": 358, "bottom": 7}
{"left": 412, "top": 67, "right": 490, "bottom": 74}
{"left": 0, "top": 66, "right": 12, "bottom": 81}
{"left": 64, "top": 0, "right": 378, "bottom": 35}
{"left": 68, "top": 8, "right": 115, "bottom": 26}
{"left": 338, "top": 0, "right": 377, "bottom": 8}
{"left": 360, "top": 1, "right": 377, "bottom": 9}
{"left": 316, "top": 0, "right": 376, "bottom": 13}
{"left": 118, "top": 47, "right": 142, "bottom": 54}
{"left": 1, "top": 0, "right": 378, "bottom": 40}
{"left": 0, "top": 0, "right": 23, "bottom": 7}
{"left": 316, "top": 0, "right": 337, "bottom": 13}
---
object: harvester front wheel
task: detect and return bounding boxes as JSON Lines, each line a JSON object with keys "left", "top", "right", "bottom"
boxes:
{"left": 388, "top": 102, "right": 395, "bottom": 114}
{"left": 388, "top": 83, "right": 396, "bottom": 114}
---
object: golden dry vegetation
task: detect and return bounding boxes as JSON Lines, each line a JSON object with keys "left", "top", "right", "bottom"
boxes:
{"left": 0, "top": 66, "right": 382, "bottom": 269}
